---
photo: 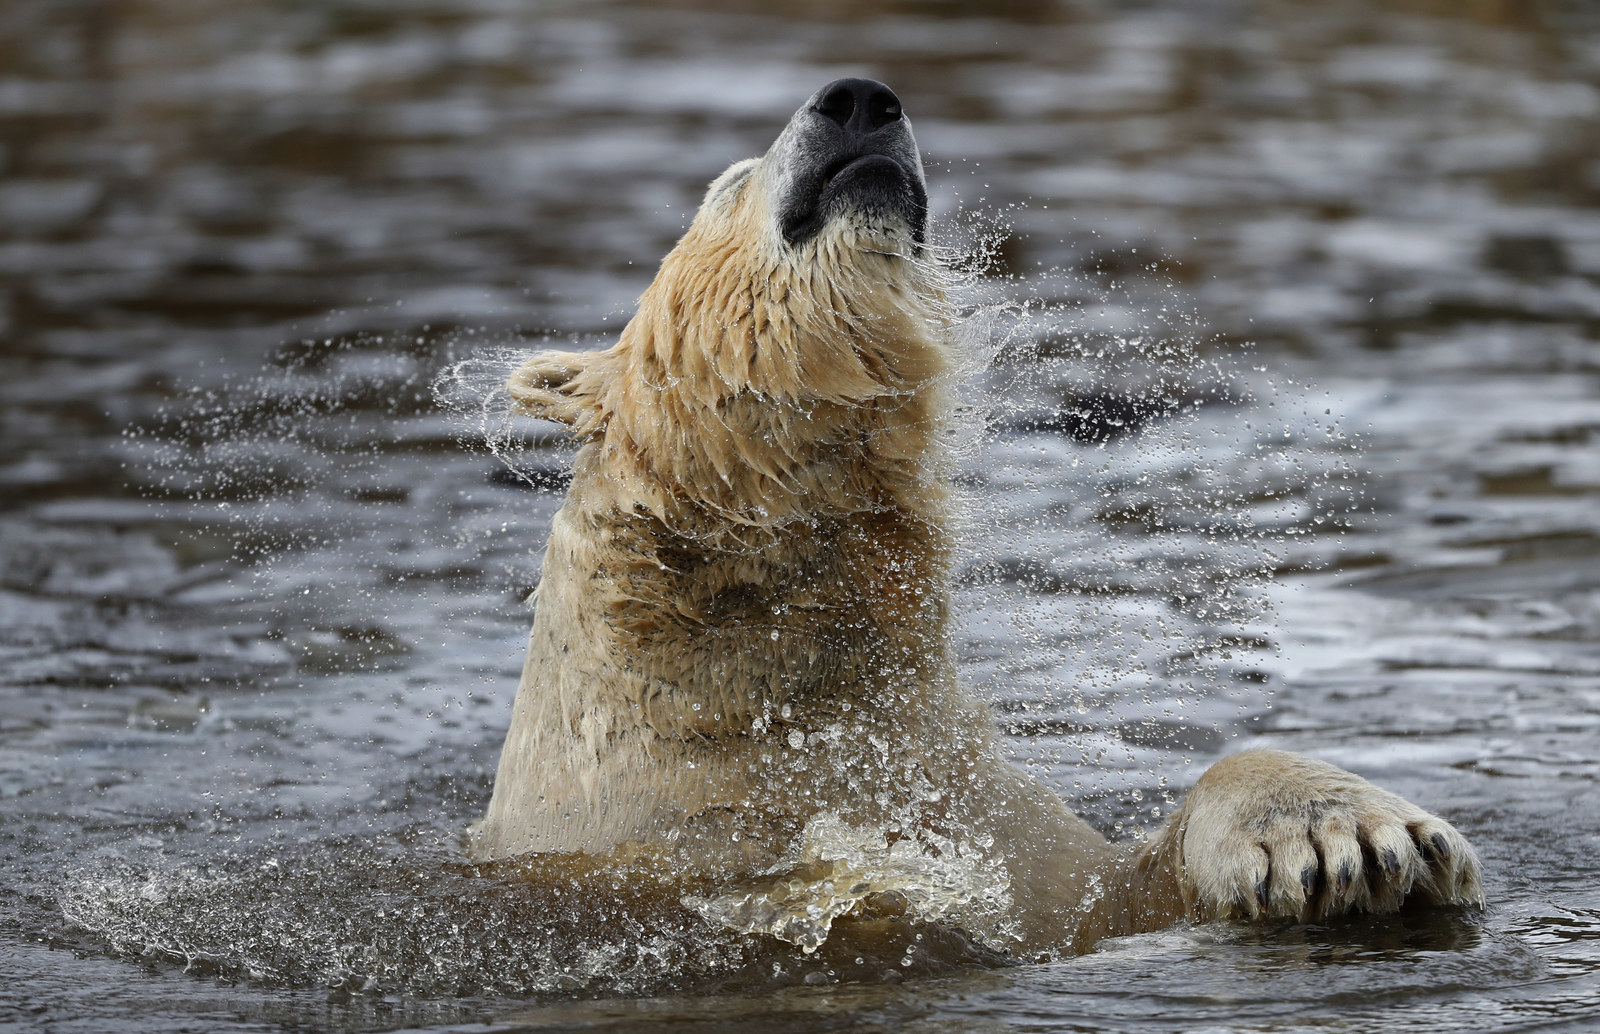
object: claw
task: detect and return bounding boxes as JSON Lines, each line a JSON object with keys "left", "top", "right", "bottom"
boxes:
{"left": 1173, "top": 751, "right": 1483, "bottom": 924}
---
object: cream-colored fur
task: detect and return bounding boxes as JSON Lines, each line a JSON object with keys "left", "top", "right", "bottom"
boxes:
{"left": 471, "top": 82, "right": 1483, "bottom": 955}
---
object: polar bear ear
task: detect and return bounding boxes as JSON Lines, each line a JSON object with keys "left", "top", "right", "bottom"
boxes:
{"left": 701, "top": 158, "right": 758, "bottom": 210}
{"left": 507, "top": 349, "right": 595, "bottom": 429}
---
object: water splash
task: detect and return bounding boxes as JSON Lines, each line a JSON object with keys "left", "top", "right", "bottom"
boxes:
{"left": 683, "top": 812, "right": 1016, "bottom": 955}
{"left": 57, "top": 836, "right": 1004, "bottom": 998}
{"left": 432, "top": 342, "right": 590, "bottom": 493}
{"left": 935, "top": 211, "right": 1361, "bottom": 829}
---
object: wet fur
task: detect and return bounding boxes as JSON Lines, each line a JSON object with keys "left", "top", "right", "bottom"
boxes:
{"left": 473, "top": 86, "right": 1483, "bottom": 955}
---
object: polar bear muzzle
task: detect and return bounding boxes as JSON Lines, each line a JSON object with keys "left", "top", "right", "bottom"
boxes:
{"left": 774, "top": 77, "right": 929, "bottom": 250}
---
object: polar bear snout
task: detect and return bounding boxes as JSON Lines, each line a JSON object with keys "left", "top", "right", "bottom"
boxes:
{"left": 775, "top": 78, "right": 928, "bottom": 249}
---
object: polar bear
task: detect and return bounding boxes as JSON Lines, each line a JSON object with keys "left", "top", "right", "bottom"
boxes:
{"left": 470, "top": 78, "right": 1482, "bottom": 954}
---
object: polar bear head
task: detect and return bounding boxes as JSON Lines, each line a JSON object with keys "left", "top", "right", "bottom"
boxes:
{"left": 509, "top": 79, "right": 948, "bottom": 521}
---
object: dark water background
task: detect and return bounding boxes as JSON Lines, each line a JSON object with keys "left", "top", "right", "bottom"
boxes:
{"left": 3, "top": 1, "right": 1600, "bottom": 1031}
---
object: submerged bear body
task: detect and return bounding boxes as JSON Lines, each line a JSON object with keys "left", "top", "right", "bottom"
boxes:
{"left": 471, "top": 78, "right": 1483, "bottom": 954}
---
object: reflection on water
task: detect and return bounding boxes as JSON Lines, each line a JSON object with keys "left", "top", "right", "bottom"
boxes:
{"left": 3, "top": 0, "right": 1600, "bottom": 1031}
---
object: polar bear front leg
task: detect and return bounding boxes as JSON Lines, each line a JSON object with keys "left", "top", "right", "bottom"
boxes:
{"left": 1132, "top": 749, "right": 1484, "bottom": 924}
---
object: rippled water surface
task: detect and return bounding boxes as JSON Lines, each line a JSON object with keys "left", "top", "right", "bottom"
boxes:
{"left": 4, "top": 1, "right": 1600, "bottom": 1031}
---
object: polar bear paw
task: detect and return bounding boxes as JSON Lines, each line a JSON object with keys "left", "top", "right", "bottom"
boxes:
{"left": 1169, "top": 749, "right": 1484, "bottom": 922}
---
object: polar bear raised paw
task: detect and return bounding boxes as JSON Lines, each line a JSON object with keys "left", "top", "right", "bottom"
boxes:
{"left": 1155, "top": 750, "right": 1484, "bottom": 923}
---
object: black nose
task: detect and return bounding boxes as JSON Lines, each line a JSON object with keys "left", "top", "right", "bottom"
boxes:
{"left": 812, "top": 78, "right": 903, "bottom": 134}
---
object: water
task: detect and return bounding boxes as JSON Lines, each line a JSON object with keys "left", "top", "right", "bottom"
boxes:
{"left": 4, "top": 0, "right": 1600, "bottom": 1030}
